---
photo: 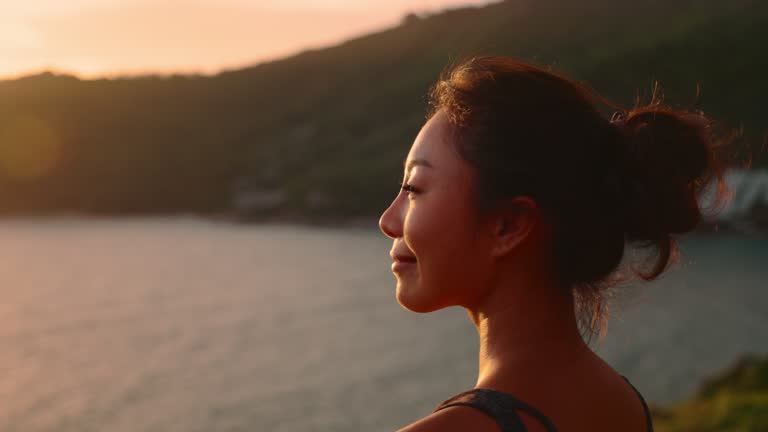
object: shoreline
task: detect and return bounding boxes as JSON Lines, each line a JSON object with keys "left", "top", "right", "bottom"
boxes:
{"left": 0, "top": 212, "right": 764, "bottom": 238}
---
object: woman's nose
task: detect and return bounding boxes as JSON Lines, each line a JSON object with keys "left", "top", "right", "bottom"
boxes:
{"left": 379, "top": 197, "right": 403, "bottom": 239}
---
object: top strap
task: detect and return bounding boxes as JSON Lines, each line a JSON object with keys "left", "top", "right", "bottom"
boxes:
{"left": 433, "top": 388, "right": 558, "bottom": 432}
{"left": 621, "top": 376, "right": 654, "bottom": 432}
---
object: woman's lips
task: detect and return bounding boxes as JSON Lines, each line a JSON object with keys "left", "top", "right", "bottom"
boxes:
{"left": 392, "top": 255, "right": 417, "bottom": 273}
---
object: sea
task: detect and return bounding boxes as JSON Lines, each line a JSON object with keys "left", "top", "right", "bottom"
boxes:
{"left": 0, "top": 218, "right": 765, "bottom": 432}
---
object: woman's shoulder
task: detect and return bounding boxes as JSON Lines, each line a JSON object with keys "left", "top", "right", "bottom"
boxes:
{"left": 395, "top": 404, "right": 499, "bottom": 432}
{"left": 395, "top": 391, "right": 551, "bottom": 432}
{"left": 394, "top": 366, "right": 650, "bottom": 432}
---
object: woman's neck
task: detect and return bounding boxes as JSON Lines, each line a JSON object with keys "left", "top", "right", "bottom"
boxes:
{"left": 467, "top": 275, "right": 592, "bottom": 391}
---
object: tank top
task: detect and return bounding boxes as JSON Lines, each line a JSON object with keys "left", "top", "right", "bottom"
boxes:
{"left": 432, "top": 375, "right": 653, "bottom": 432}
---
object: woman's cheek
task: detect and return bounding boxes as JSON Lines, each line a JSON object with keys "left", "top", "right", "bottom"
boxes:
{"left": 414, "top": 220, "right": 463, "bottom": 303}
{"left": 402, "top": 203, "right": 427, "bottom": 256}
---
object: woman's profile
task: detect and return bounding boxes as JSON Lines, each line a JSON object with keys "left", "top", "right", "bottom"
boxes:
{"left": 379, "top": 56, "right": 724, "bottom": 432}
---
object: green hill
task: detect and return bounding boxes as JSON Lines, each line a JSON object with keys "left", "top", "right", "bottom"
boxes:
{"left": 0, "top": 0, "right": 765, "bottom": 219}
{"left": 652, "top": 354, "right": 768, "bottom": 432}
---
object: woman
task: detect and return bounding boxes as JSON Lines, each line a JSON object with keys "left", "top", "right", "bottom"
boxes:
{"left": 379, "top": 57, "right": 723, "bottom": 432}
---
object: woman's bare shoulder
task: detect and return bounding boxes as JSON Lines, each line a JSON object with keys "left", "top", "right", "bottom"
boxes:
{"left": 395, "top": 406, "right": 500, "bottom": 432}
{"left": 395, "top": 405, "right": 551, "bottom": 432}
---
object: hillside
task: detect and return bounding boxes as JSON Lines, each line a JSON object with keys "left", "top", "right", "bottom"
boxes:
{"left": 652, "top": 354, "right": 768, "bottom": 432}
{"left": 0, "top": 0, "right": 765, "bottom": 218}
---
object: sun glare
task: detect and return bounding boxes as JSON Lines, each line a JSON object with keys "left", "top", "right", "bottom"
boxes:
{"left": 0, "top": 0, "right": 499, "bottom": 79}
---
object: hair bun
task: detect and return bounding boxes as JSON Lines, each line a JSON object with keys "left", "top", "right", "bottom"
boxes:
{"left": 616, "top": 108, "right": 713, "bottom": 241}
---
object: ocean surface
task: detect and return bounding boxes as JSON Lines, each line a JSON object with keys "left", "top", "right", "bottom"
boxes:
{"left": 0, "top": 218, "right": 765, "bottom": 432}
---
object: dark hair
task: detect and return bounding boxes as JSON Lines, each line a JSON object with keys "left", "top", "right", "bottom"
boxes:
{"left": 428, "top": 56, "right": 727, "bottom": 340}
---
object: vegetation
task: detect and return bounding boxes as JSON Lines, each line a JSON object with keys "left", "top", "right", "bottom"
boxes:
{"left": 0, "top": 0, "right": 765, "bottom": 219}
{"left": 652, "top": 354, "right": 768, "bottom": 432}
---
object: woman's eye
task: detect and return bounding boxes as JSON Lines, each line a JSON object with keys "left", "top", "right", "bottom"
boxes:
{"left": 398, "top": 181, "right": 419, "bottom": 196}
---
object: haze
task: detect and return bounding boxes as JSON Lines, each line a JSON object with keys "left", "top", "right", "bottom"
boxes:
{"left": 1, "top": 0, "right": 497, "bottom": 79}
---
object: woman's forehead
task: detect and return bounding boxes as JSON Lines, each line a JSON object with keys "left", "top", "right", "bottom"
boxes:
{"left": 406, "top": 111, "right": 452, "bottom": 168}
{"left": 405, "top": 112, "right": 474, "bottom": 184}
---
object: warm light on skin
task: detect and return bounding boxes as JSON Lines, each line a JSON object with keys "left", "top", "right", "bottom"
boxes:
{"left": 0, "top": 0, "right": 499, "bottom": 79}
{"left": 380, "top": 110, "right": 498, "bottom": 313}
{"left": 380, "top": 110, "right": 644, "bottom": 432}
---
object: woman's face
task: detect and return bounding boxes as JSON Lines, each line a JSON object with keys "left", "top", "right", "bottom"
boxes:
{"left": 379, "top": 110, "right": 495, "bottom": 312}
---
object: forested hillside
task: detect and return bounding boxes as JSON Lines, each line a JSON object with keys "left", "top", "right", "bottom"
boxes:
{"left": 0, "top": 0, "right": 764, "bottom": 219}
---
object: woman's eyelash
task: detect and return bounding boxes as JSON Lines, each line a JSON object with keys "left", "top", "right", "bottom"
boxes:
{"left": 398, "top": 181, "right": 419, "bottom": 193}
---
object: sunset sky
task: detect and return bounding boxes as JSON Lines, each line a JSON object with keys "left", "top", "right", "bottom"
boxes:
{"left": 1, "top": 0, "right": 497, "bottom": 79}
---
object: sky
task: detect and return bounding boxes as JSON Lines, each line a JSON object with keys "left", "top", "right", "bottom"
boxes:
{"left": 1, "top": 0, "right": 498, "bottom": 79}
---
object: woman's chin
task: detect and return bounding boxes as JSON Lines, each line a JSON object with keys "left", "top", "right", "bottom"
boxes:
{"left": 395, "top": 283, "right": 441, "bottom": 313}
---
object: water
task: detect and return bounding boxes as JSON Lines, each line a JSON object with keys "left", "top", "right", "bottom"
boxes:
{"left": 0, "top": 218, "right": 765, "bottom": 432}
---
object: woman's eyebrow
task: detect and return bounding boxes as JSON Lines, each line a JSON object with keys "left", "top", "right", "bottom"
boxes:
{"left": 404, "top": 158, "right": 434, "bottom": 176}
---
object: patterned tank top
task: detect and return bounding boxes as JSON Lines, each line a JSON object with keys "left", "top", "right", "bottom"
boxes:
{"left": 432, "top": 375, "right": 653, "bottom": 432}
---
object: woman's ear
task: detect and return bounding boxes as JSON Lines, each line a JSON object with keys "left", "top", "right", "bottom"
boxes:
{"left": 488, "top": 196, "right": 539, "bottom": 258}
